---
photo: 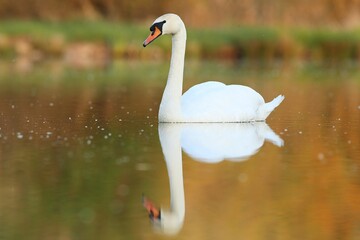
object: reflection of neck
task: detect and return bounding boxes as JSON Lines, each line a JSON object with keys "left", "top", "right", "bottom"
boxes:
{"left": 158, "top": 124, "right": 185, "bottom": 232}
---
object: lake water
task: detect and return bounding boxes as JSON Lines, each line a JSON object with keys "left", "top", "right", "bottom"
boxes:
{"left": 0, "top": 60, "right": 360, "bottom": 240}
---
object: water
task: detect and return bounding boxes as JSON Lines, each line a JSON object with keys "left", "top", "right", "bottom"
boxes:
{"left": 0, "top": 60, "right": 360, "bottom": 239}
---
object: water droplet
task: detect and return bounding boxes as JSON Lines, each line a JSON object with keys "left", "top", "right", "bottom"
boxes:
{"left": 17, "top": 132, "right": 23, "bottom": 139}
{"left": 238, "top": 173, "right": 248, "bottom": 183}
{"left": 317, "top": 153, "right": 325, "bottom": 161}
{"left": 117, "top": 184, "right": 129, "bottom": 196}
{"left": 78, "top": 208, "right": 95, "bottom": 224}
{"left": 116, "top": 156, "right": 129, "bottom": 164}
{"left": 136, "top": 163, "right": 150, "bottom": 171}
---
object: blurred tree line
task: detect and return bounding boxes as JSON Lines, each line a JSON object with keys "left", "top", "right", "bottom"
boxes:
{"left": 1, "top": 0, "right": 360, "bottom": 27}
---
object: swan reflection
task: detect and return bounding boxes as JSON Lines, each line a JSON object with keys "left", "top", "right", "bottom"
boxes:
{"left": 143, "top": 122, "right": 283, "bottom": 235}
{"left": 181, "top": 123, "right": 283, "bottom": 163}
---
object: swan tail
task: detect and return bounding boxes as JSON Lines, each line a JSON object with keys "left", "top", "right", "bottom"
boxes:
{"left": 263, "top": 129, "right": 284, "bottom": 147}
{"left": 257, "top": 95, "right": 285, "bottom": 120}
{"left": 256, "top": 123, "right": 284, "bottom": 147}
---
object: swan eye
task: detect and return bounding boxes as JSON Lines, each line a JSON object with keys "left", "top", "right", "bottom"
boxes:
{"left": 149, "top": 20, "right": 166, "bottom": 33}
{"left": 149, "top": 210, "right": 161, "bottom": 220}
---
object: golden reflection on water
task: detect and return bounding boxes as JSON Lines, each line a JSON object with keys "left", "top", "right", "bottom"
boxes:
{"left": 0, "top": 61, "right": 359, "bottom": 239}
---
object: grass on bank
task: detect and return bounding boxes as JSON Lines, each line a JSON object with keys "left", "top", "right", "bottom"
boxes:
{"left": 1, "top": 20, "right": 360, "bottom": 61}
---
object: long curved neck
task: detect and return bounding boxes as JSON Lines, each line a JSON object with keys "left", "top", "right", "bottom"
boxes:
{"left": 159, "top": 24, "right": 187, "bottom": 122}
{"left": 158, "top": 124, "right": 185, "bottom": 232}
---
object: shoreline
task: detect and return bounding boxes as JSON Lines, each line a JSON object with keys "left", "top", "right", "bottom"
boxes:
{"left": 1, "top": 20, "right": 360, "bottom": 63}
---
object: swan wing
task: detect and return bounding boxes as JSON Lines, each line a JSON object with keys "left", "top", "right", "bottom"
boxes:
{"left": 181, "top": 81, "right": 265, "bottom": 122}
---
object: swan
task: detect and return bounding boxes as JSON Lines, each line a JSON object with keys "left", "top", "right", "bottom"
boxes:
{"left": 143, "top": 13, "right": 284, "bottom": 123}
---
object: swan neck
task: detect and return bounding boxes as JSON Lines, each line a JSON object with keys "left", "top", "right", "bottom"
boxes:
{"left": 159, "top": 26, "right": 186, "bottom": 122}
{"left": 168, "top": 29, "right": 186, "bottom": 86}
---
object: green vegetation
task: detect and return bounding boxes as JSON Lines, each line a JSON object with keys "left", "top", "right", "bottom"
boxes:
{"left": 0, "top": 20, "right": 144, "bottom": 41}
{"left": 1, "top": 20, "right": 360, "bottom": 61}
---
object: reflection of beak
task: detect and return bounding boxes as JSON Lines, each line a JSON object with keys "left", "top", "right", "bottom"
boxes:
{"left": 143, "top": 26, "right": 162, "bottom": 47}
{"left": 142, "top": 196, "right": 161, "bottom": 220}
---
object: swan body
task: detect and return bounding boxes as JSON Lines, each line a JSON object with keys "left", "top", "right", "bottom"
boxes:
{"left": 143, "top": 13, "right": 284, "bottom": 122}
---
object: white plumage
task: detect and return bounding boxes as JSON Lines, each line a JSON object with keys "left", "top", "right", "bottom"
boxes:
{"left": 143, "top": 13, "right": 284, "bottom": 122}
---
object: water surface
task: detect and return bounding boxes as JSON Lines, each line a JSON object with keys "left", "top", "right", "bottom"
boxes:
{"left": 0, "top": 60, "right": 360, "bottom": 240}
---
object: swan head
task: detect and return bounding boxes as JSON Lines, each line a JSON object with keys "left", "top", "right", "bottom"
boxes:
{"left": 143, "top": 195, "right": 184, "bottom": 235}
{"left": 143, "top": 196, "right": 161, "bottom": 221}
{"left": 143, "top": 13, "right": 184, "bottom": 47}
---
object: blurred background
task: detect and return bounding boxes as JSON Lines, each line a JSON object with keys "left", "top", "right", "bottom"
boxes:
{"left": 1, "top": 0, "right": 360, "bottom": 65}
{"left": 1, "top": 1, "right": 360, "bottom": 240}
{"left": 2, "top": 0, "right": 360, "bottom": 26}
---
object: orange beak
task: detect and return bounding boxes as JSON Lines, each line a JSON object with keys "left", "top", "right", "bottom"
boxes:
{"left": 143, "top": 26, "right": 162, "bottom": 47}
{"left": 142, "top": 196, "right": 161, "bottom": 220}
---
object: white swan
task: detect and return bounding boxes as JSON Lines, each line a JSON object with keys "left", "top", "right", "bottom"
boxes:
{"left": 143, "top": 13, "right": 284, "bottom": 123}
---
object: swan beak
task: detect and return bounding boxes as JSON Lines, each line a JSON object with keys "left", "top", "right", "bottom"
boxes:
{"left": 142, "top": 196, "right": 161, "bottom": 220}
{"left": 143, "top": 26, "right": 162, "bottom": 47}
